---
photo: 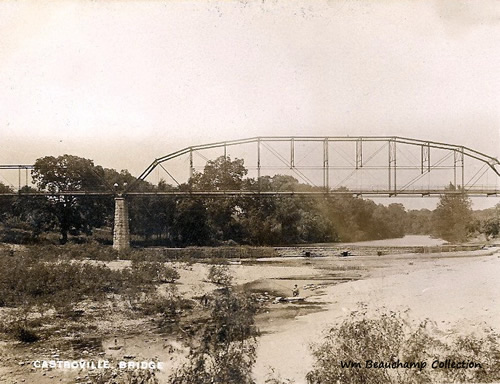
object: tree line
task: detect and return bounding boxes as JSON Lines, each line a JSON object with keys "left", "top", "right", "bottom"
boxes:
{"left": 0, "top": 154, "right": 498, "bottom": 245}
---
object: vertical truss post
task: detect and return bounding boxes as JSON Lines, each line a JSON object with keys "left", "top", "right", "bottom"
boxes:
{"left": 387, "top": 140, "right": 392, "bottom": 193}
{"left": 389, "top": 141, "right": 391, "bottom": 191}
{"left": 421, "top": 143, "right": 431, "bottom": 174}
{"left": 18, "top": 168, "right": 21, "bottom": 191}
{"left": 454, "top": 150, "right": 457, "bottom": 186}
{"left": 356, "top": 139, "right": 363, "bottom": 169}
{"left": 224, "top": 143, "right": 227, "bottom": 159}
{"left": 290, "top": 138, "right": 295, "bottom": 168}
{"left": 454, "top": 149, "right": 466, "bottom": 189}
{"left": 461, "top": 147, "right": 465, "bottom": 189}
{"left": 25, "top": 167, "right": 28, "bottom": 188}
{"left": 257, "top": 137, "right": 261, "bottom": 191}
{"left": 427, "top": 143, "right": 431, "bottom": 172}
{"left": 394, "top": 141, "right": 397, "bottom": 194}
{"left": 389, "top": 140, "right": 397, "bottom": 195}
{"left": 323, "top": 138, "right": 329, "bottom": 192}
{"left": 421, "top": 145, "right": 424, "bottom": 174}
{"left": 189, "top": 147, "right": 194, "bottom": 179}
{"left": 427, "top": 142, "right": 431, "bottom": 173}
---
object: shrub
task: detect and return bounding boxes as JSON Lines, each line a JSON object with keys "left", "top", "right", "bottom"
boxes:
{"left": 129, "top": 260, "right": 180, "bottom": 284}
{"left": 0, "top": 226, "right": 34, "bottom": 244}
{"left": 265, "top": 369, "right": 295, "bottom": 384}
{"left": 170, "top": 288, "right": 259, "bottom": 384}
{"left": 68, "top": 242, "right": 119, "bottom": 261}
{"left": 306, "top": 309, "right": 500, "bottom": 384}
{"left": 93, "top": 369, "right": 159, "bottom": 384}
{"left": 0, "top": 253, "right": 129, "bottom": 311}
{"left": 160, "top": 265, "right": 181, "bottom": 283}
{"left": 11, "top": 324, "right": 40, "bottom": 343}
{"left": 207, "top": 264, "right": 233, "bottom": 286}
{"left": 130, "top": 259, "right": 161, "bottom": 283}
{"left": 140, "top": 285, "right": 192, "bottom": 320}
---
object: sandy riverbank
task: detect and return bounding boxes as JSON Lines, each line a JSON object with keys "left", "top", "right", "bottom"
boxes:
{"left": 252, "top": 247, "right": 500, "bottom": 383}
{"left": 1, "top": 238, "right": 499, "bottom": 384}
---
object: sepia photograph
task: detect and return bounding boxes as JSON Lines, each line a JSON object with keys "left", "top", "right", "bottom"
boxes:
{"left": 0, "top": 1, "right": 499, "bottom": 383}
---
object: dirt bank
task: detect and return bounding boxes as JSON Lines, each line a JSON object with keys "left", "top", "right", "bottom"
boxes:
{"left": 253, "top": 247, "right": 500, "bottom": 383}
{"left": 1, "top": 239, "right": 499, "bottom": 384}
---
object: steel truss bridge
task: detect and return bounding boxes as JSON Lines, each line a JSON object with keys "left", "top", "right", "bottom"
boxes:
{"left": 1, "top": 136, "right": 500, "bottom": 197}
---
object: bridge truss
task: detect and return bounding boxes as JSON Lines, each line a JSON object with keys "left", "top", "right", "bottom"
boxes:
{"left": 133, "top": 136, "right": 500, "bottom": 197}
{"left": 1, "top": 136, "right": 499, "bottom": 197}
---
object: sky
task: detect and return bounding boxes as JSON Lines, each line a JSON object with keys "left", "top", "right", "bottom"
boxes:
{"left": 0, "top": 0, "right": 499, "bottom": 208}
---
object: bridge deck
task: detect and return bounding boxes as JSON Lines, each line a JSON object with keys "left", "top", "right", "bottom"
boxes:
{"left": 0, "top": 189, "right": 498, "bottom": 197}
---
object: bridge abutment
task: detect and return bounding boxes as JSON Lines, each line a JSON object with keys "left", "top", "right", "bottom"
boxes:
{"left": 113, "top": 197, "right": 130, "bottom": 251}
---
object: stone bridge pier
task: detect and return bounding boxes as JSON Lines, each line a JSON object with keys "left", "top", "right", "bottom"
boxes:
{"left": 113, "top": 197, "right": 130, "bottom": 251}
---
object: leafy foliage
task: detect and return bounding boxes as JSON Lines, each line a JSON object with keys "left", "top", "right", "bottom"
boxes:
{"left": 3, "top": 154, "right": 495, "bottom": 246}
{"left": 0, "top": 255, "right": 123, "bottom": 310}
{"left": 30, "top": 155, "right": 112, "bottom": 243}
{"left": 306, "top": 309, "right": 500, "bottom": 384}
{"left": 11, "top": 323, "right": 40, "bottom": 343}
{"left": 477, "top": 203, "right": 500, "bottom": 239}
{"left": 93, "top": 369, "right": 159, "bottom": 384}
{"left": 0, "top": 182, "right": 15, "bottom": 222}
{"left": 0, "top": 247, "right": 180, "bottom": 314}
{"left": 130, "top": 259, "right": 180, "bottom": 284}
{"left": 139, "top": 285, "right": 192, "bottom": 322}
{"left": 171, "top": 287, "right": 259, "bottom": 384}
{"left": 432, "top": 184, "right": 473, "bottom": 242}
{"left": 207, "top": 264, "right": 233, "bottom": 286}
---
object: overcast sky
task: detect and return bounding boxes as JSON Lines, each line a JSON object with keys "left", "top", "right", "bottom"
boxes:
{"left": 0, "top": 0, "right": 499, "bottom": 208}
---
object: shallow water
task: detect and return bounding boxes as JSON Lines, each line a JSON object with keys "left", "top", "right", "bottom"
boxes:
{"left": 317, "top": 235, "right": 447, "bottom": 247}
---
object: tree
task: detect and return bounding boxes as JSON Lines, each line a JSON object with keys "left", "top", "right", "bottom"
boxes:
{"left": 171, "top": 287, "right": 258, "bottom": 384}
{"left": 190, "top": 156, "right": 247, "bottom": 191}
{"left": 238, "top": 196, "right": 282, "bottom": 245}
{"left": 0, "top": 182, "right": 15, "bottom": 221}
{"left": 31, "top": 155, "right": 111, "bottom": 244}
{"left": 12, "top": 186, "right": 55, "bottom": 239}
{"left": 371, "top": 203, "right": 407, "bottom": 239}
{"left": 406, "top": 209, "right": 433, "bottom": 235}
{"left": 432, "top": 184, "right": 473, "bottom": 243}
{"left": 173, "top": 199, "right": 212, "bottom": 246}
{"left": 128, "top": 195, "right": 176, "bottom": 242}
{"left": 189, "top": 157, "right": 248, "bottom": 244}
{"left": 482, "top": 217, "right": 500, "bottom": 239}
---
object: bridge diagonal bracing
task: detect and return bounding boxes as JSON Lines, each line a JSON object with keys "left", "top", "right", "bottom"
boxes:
{"left": 130, "top": 136, "right": 500, "bottom": 197}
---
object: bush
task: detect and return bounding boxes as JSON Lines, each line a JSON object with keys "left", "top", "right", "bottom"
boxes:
{"left": 11, "top": 324, "right": 40, "bottom": 343}
{"left": 0, "top": 253, "right": 135, "bottom": 311}
{"left": 65, "top": 242, "right": 119, "bottom": 261}
{"left": 140, "top": 285, "right": 192, "bottom": 320}
{"left": 129, "top": 260, "right": 180, "bottom": 284}
{"left": 17, "top": 243, "right": 118, "bottom": 262}
{"left": 0, "top": 227, "right": 34, "bottom": 244}
{"left": 158, "top": 265, "right": 180, "bottom": 283}
{"left": 93, "top": 369, "right": 159, "bottom": 384}
{"left": 306, "top": 309, "right": 500, "bottom": 384}
{"left": 207, "top": 264, "right": 233, "bottom": 286}
{"left": 170, "top": 288, "right": 259, "bottom": 384}
{"left": 265, "top": 369, "right": 295, "bottom": 384}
